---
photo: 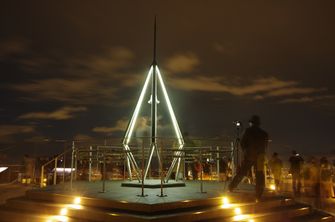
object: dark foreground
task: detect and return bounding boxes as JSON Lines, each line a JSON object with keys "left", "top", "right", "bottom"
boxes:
{"left": 0, "top": 180, "right": 333, "bottom": 222}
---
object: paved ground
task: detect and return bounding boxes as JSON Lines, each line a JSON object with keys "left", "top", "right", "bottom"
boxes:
{"left": 1, "top": 180, "right": 335, "bottom": 216}
{"left": 281, "top": 192, "right": 335, "bottom": 215}
{"left": 0, "top": 183, "right": 34, "bottom": 204}
{"left": 39, "top": 180, "right": 257, "bottom": 204}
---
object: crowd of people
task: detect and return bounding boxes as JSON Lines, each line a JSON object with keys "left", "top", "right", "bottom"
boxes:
{"left": 183, "top": 114, "right": 335, "bottom": 201}
{"left": 266, "top": 150, "right": 335, "bottom": 198}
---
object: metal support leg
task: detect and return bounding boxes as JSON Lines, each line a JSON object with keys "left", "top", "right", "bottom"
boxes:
{"left": 137, "top": 142, "right": 148, "bottom": 197}
{"left": 144, "top": 143, "right": 156, "bottom": 179}
{"left": 126, "top": 155, "right": 132, "bottom": 180}
{"left": 175, "top": 156, "right": 182, "bottom": 181}
{"left": 157, "top": 144, "right": 167, "bottom": 197}
{"left": 165, "top": 144, "right": 183, "bottom": 181}
{"left": 124, "top": 145, "right": 141, "bottom": 181}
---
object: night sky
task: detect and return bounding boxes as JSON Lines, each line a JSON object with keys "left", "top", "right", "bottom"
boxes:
{"left": 0, "top": 1, "right": 335, "bottom": 159}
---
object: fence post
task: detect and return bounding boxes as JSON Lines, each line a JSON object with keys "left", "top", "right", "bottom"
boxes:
{"left": 101, "top": 149, "right": 106, "bottom": 193}
{"left": 216, "top": 146, "right": 220, "bottom": 181}
{"left": 40, "top": 166, "right": 44, "bottom": 188}
{"left": 200, "top": 148, "right": 206, "bottom": 193}
{"left": 62, "top": 151, "right": 66, "bottom": 183}
{"left": 89, "top": 146, "right": 92, "bottom": 182}
{"left": 53, "top": 157, "right": 58, "bottom": 185}
{"left": 70, "top": 141, "right": 75, "bottom": 189}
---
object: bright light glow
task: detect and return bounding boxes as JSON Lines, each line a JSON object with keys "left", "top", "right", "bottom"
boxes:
{"left": 270, "top": 184, "right": 276, "bottom": 190}
{"left": 0, "top": 167, "right": 8, "bottom": 173}
{"left": 233, "top": 214, "right": 251, "bottom": 221}
{"left": 68, "top": 204, "right": 82, "bottom": 210}
{"left": 220, "top": 196, "right": 231, "bottom": 209}
{"left": 54, "top": 168, "right": 75, "bottom": 173}
{"left": 123, "top": 66, "right": 153, "bottom": 145}
{"left": 43, "top": 178, "right": 47, "bottom": 182}
{"left": 234, "top": 207, "right": 242, "bottom": 215}
{"left": 60, "top": 208, "right": 68, "bottom": 216}
{"left": 47, "top": 215, "right": 68, "bottom": 222}
{"left": 156, "top": 67, "right": 184, "bottom": 146}
{"left": 249, "top": 219, "right": 255, "bottom": 222}
{"left": 73, "top": 197, "right": 81, "bottom": 205}
{"left": 222, "top": 197, "right": 229, "bottom": 205}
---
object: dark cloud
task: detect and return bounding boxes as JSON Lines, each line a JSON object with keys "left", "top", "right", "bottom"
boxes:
{"left": 0, "top": 1, "right": 334, "bottom": 155}
{"left": 19, "top": 106, "right": 87, "bottom": 120}
{"left": 0, "top": 125, "right": 35, "bottom": 141}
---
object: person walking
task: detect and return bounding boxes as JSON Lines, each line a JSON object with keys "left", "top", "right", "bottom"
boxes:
{"left": 289, "top": 150, "right": 304, "bottom": 196}
{"left": 268, "top": 152, "right": 283, "bottom": 191}
{"left": 320, "top": 157, "right": 334, "bottom": 198}
{"left": 228, "top": 115, "right": 269, "bottom": 201}
{"left": 192, "top": 157, "right": 202, "bottom": 180}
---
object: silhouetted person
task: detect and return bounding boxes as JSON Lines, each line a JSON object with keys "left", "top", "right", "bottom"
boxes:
{"left": 228, "top": 115, "right": 269, "bottom": 201}
{"left": 320, "top": 157, "right": 334, "bottom": 198}
{"left": 268, "top": 152, "right": 283, "bottom": 191}
{"left": 303, "top": 157, "right": 319, "bottom": 197}
{"left": 192, "top": 157, "right": 202, "bottom": 180}
{"left": 183, "top": 132, "right": 195, "bottom": 180}
{"left": 289, "top": 150, "right": 304, "bottom": 196}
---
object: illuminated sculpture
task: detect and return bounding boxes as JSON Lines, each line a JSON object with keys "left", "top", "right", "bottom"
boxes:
{"left": 122, "top": 18, "right": 184, "bottom": 182}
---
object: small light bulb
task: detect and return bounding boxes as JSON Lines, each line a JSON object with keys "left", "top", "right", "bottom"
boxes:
{"left": 270, "top": 184, "right": 276, "bottom": 190}
{"left": 74, "top": 197, "right": 81, "bottom": 204}
{"left": 234, "top": 207, "right": 241, "bottom": 215}
{"left": 60, "top": 208, "right": 68, "bottom": 216}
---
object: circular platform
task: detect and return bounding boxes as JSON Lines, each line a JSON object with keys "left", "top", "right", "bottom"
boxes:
{"left": 121, "top": 179, "right": 186, "bottom": 188}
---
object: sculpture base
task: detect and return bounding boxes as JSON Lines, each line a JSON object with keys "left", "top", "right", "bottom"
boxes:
{"left": 121, "top": 179, "right": 185, "bottom": 188}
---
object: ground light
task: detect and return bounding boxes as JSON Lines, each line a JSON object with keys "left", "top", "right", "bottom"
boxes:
{"left": 73, "top": 197, "right": 81, "bottom": 205}
{"left": 220, "top": 196, "right": 231, "bottom": 209}
{"left": 46, "top": 197, "right": 83, "bottom": 221}
{"left": 59, "top": 208, "right": 68, "bottom": 216}
{"left": 234, "top": 207, "right": 242, "bottom": 215}
{"left": 68, "top": 196, "right": 83, "bottom": 210}
{"left": 46, "top": 215, "right": 68, "bottom": 222}
{"left": 232, "top": 207, "right": 255, "bottom": 221}
{"left": 270, "top": 184, "right": 276, "bottom": 191}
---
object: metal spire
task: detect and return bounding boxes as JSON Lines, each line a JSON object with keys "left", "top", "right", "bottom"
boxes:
{"left": 153, "top": 16, "right": 157, "bottom": 65}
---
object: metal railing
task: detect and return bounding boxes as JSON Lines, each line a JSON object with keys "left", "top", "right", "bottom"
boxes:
{"left": 39, "top": 137, "right": 237, "bottom": 193}
{"left": 40, "top": 147, "right": 72, "bottom": 188}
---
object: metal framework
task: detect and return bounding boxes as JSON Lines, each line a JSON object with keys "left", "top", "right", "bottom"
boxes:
{"left": 122, "top": 18, "right": 184, "bottom": 182}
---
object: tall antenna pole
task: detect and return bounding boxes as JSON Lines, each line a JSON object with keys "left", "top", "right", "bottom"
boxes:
{"left": 151, "top": 16, "right": 157, "bottom": 146}
{"left": 144, "top": 16, "right": 159, "bottom": 179}
{"left": 153, "top": 16, "right": 157, "bottom": 65}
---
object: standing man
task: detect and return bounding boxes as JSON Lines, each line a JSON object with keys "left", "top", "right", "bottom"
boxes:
{"left": 268, "top": 152, "right": 283, "bottom": 191}
{"left": 289, "top": 150, "right": 304, "bottom": 196}
{"left": 228, "top": 115, "right": 269, "bottom": 201}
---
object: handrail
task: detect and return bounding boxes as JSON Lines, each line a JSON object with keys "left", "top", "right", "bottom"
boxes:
{"left": 39, "top": 142, "right": 235, "bottom": 189}
{"left": 40, "top": 148, "right": 72, "bottom": 188}
{"left": 41, "top": 149, "right": 72, "bottom": 168}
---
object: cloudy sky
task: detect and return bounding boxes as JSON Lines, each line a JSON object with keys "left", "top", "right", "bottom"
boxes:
{"left": 0, "top": 1, "right": 335, "bottom": 158}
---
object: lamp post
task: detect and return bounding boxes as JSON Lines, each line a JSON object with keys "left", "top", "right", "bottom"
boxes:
{"left": 233, "top": 121, "right": 242, "bottom": 175}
